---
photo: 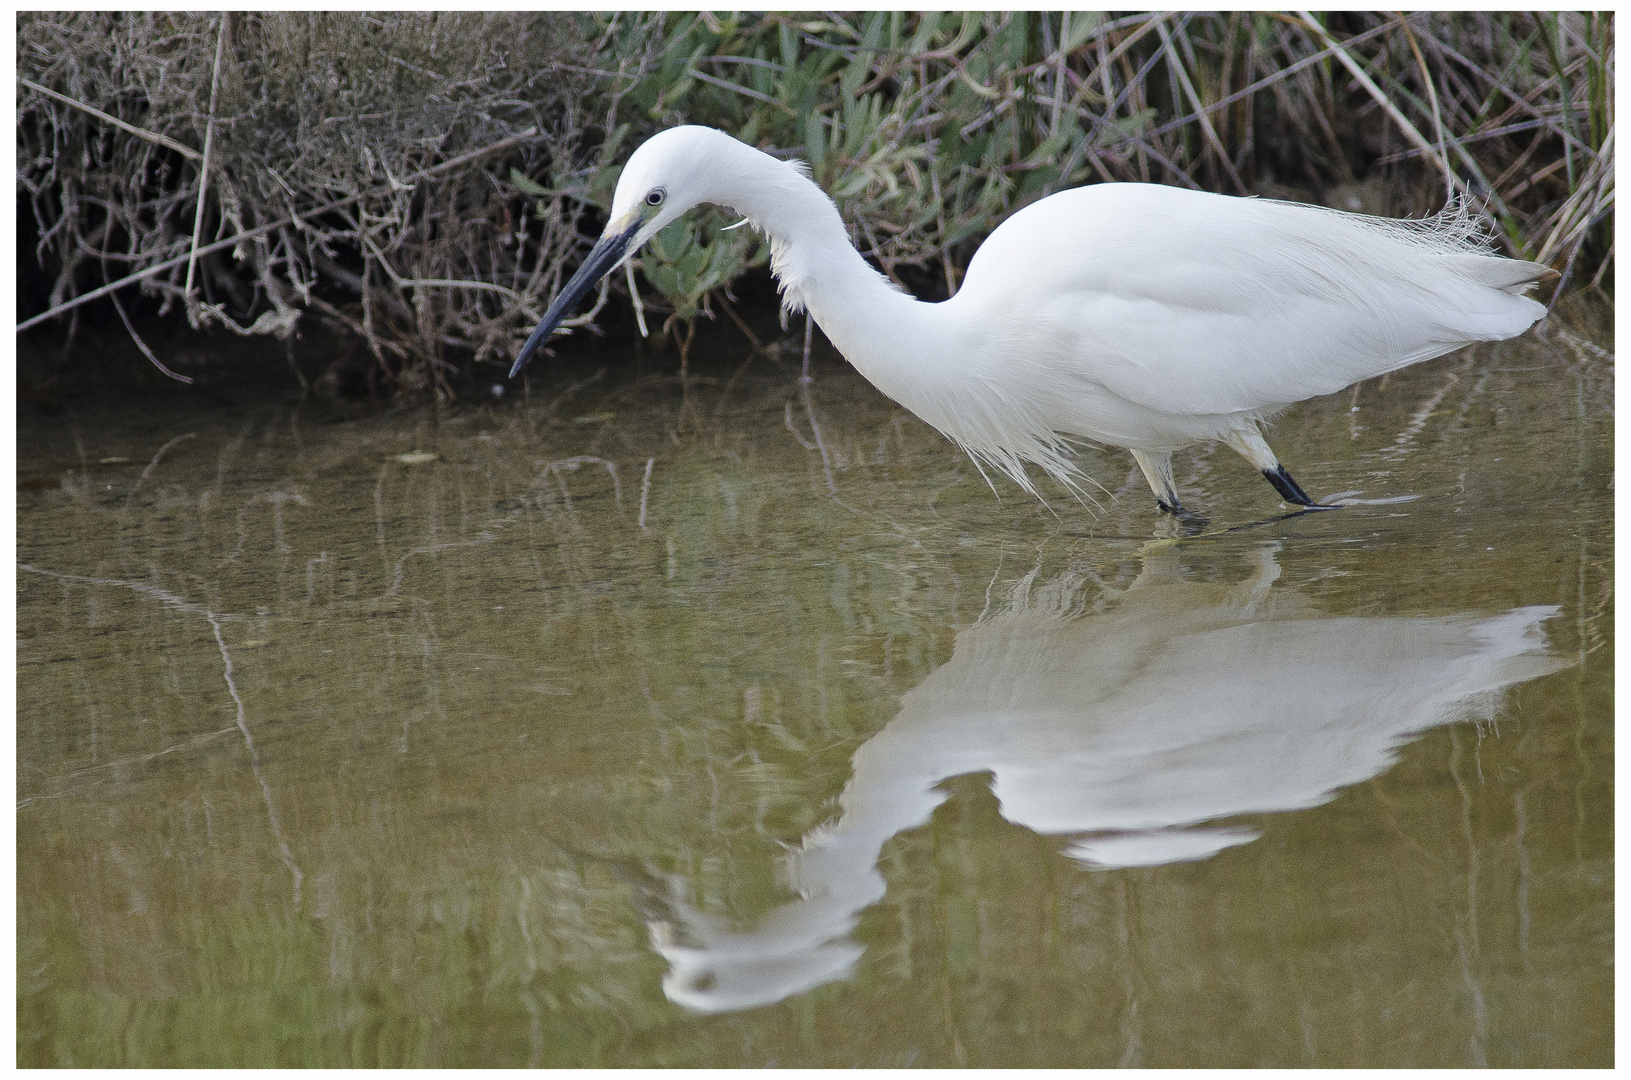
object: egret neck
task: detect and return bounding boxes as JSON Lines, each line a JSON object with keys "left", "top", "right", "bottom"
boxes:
{"left": 698, "top": 135, "right": 1054, "bottom": 492}
{"left": 705, "top": 136, "right": 954, "bottom": 406}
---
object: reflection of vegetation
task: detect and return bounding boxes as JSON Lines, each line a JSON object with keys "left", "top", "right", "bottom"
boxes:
{"left": 19, "top": 13, "right": 1612, "bottom": 391}
{"left": 15, "top": 317, "right": 1614, "bottom": 1065}
{"left": 19, "top": 859, "right": 673, "bottom": 1066}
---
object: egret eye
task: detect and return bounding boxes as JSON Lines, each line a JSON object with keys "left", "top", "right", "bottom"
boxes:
{"left": 645, "top": 189, "right": 665, "bottom": 207}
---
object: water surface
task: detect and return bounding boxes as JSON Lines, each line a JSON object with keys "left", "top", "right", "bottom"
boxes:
{"left": 17, "top": 299, "right": 1612, "bottom": 1066}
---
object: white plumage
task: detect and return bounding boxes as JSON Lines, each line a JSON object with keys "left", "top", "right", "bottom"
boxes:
{"left": 512, "top": 125, "right": 1553, "bottom": 514}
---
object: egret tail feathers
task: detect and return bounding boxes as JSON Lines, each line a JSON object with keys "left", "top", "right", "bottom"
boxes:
{"left": 1433, "top": 251, "right": 1560, "bottom": 296}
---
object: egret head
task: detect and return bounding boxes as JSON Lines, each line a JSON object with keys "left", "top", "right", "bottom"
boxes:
{"left": 509, "top": 126, "right": 729, "bottom": 377}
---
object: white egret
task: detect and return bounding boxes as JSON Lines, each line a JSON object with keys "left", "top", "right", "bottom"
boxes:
{"left": 511, "top": 126, "right": 1554, "bottom": 514}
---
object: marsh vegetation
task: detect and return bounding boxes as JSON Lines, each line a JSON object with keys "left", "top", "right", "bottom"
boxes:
{"left": 18, "top": 11, "right": 1614, "bottom": 394}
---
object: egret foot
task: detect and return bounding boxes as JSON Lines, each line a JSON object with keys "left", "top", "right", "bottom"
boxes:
{"left": 1262, "top": 465, "right": 1338, "bottom": 509}
{"left": 1156, "top": 499, "right": 1209, "bottom": 532}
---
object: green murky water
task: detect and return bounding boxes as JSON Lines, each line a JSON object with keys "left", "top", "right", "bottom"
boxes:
{"left": 17, "top": 300, "right": 1612, "bottom": 1066}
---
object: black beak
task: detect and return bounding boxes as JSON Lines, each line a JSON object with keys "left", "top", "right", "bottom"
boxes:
{"left": 509, "top": 219, "right": 640, "bottom": 379}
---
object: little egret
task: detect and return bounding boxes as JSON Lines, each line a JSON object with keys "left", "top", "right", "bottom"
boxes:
{"left": 511, "top": 125, "right": 1554, "bottom": 514}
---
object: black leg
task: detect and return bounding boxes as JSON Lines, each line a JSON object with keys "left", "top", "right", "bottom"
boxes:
{"left": 1262, "top": 465, "right": 1334, "bottom": 509}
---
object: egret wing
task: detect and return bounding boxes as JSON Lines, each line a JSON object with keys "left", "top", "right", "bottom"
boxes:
{"left": 962, "top": 184, "right": 1547, "bottom": 418}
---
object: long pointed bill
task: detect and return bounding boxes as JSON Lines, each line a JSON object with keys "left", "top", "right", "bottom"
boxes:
{"left": 510, "top": 218, "right": 641, "bottom": 378}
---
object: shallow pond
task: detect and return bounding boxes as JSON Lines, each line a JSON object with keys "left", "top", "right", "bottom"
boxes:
{"left": 16, "top": 298, "right": 1612, "bottom": 1066}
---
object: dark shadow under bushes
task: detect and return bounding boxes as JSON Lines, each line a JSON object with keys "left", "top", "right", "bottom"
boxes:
{"left": 19, "top": 12, "right": 627, "bottom": 394}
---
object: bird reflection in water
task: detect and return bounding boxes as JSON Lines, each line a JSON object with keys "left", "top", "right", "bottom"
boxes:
{"left": 647, "top": 543, "right": 1568, "bottom": 1014}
